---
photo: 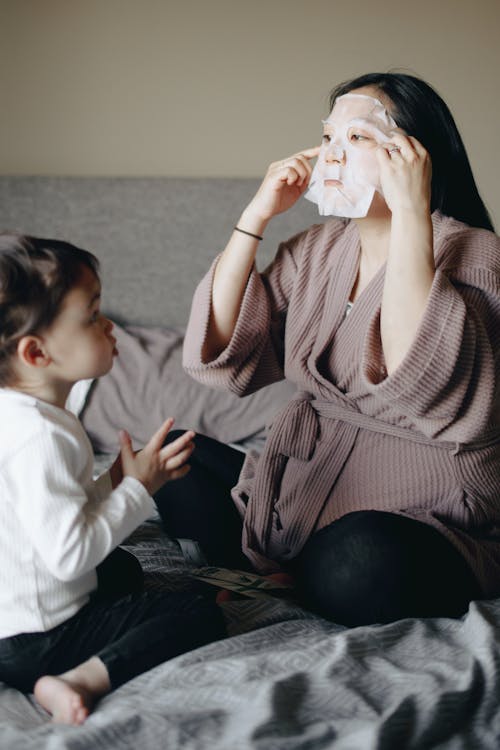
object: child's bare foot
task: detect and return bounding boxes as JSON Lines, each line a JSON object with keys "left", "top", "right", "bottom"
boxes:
{"left": 34, "top": 675, "right": 93, "bottom": 725}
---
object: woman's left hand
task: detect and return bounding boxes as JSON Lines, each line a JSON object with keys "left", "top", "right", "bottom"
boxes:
{"left": 376, "top": 131, "right": 432, "bottom": 216}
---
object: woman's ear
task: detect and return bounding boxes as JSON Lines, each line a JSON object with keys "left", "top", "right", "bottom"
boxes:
{"left": 16, "top": 336, "right": 51, "bottom": 369}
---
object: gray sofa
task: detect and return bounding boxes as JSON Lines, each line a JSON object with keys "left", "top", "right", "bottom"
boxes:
{"left": 1, "top": 177, "right": 500, "bottom": 749}
{"left": 0, "top": 176, "right": 322, "bottom": 328}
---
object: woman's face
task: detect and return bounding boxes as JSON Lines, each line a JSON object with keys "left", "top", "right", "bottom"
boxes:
{"left": 305, "top": 87, "right": 397, "bottom": 218}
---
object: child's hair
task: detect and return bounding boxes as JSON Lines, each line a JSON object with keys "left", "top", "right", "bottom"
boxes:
{"left": 0, "top": 232, "right": 100, "bottom": 386}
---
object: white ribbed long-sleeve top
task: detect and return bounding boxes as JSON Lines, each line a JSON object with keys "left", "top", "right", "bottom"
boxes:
{"left": 0, "top": 389, "right": 154, "bottom": 638}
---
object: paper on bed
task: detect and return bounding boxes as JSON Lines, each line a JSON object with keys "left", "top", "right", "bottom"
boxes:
{"left": 190, "top": 566, "right": 295, "bottom": 600}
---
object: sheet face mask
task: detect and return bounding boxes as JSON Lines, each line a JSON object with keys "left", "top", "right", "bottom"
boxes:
{"left": 304, "top": 93, "right": 397, "bottom": 218}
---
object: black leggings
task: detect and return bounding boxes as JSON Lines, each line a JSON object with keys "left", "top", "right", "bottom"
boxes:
{"left": 292, "top": 510, "right": 481, "bottom": 626}
{"left": 0, "top": 528, "right": 226, "bottom": 694}
{"left": 154, "top": 432, "right": 481, "bottom": 626}
{"left": 0, "top": 589, "right": 225, "bottom": 694}
{"left": 155, "top": 432, "right": 247, "bottom": 569}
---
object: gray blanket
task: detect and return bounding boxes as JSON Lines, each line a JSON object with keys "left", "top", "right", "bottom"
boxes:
{"left": 1, "top": 514, "right": 500, "bottom": 749}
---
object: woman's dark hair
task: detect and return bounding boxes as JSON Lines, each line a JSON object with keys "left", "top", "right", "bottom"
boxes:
{"left": 329, "top": 72, "right": 494, "bottom": 232}
{"left": 0, "top": 233, "right": 99, "bottom": 385}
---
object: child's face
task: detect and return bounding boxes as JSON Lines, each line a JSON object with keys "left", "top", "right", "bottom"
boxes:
{"left": 42, "top": 265, "right": 117, "bottom": 384}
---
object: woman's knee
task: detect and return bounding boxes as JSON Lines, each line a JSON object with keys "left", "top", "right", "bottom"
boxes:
{"left": 293, "top": 510, "right": 479, "bottom": 626}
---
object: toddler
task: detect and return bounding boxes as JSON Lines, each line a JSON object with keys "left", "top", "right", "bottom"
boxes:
{"left": 0, "top": 233, "right": 225, "bottom": 724}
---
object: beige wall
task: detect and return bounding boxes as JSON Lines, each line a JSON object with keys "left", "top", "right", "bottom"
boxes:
{"left": 1, "top": 0, "right": 499, "bottom": 225}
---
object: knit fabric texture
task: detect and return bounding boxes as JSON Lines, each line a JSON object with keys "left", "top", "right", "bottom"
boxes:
{"left": 183, "top": 212, "right": 500, "bottom": 595}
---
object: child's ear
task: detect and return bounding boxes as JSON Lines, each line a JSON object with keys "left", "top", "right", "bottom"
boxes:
{"left": 17, "top": 336, "right": 51, "bottom": 369}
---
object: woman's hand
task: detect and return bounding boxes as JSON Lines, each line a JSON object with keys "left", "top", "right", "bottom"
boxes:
{"left": 119, "top": 418, "right": 195, "bottom": 496}
{"left": 378, "top": 132, "right": 435, "bottom": 375}
{"left": 245, "top": 147, "right": 320, "bottom": 223}
{"left": 205, "top": 146, "right": 319, "bottom": 360}
{"left": 376, "top": 132, "right": 432, "bottom": 217}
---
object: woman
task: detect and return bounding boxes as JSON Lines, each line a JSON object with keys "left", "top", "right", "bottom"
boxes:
{"left": 155, "top": 72, "right": 500, "bottom": 626}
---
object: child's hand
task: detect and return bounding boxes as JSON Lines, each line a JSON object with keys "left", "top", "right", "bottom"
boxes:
{"left": 118, "top": 418, "right": 195, "bottom": 496}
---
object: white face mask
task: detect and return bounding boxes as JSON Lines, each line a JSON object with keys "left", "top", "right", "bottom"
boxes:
{"left": 304, "top": 93, "right": 397, "bottom": 218}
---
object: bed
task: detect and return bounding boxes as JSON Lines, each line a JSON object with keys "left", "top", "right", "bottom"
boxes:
{"left": 1, "top": 177, "right": 499, "bottom": 749}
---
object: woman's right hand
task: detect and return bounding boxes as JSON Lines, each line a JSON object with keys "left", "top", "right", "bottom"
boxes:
{"left": 245, "top": 147, "right": 320, "bottom": 223}
{"left": 204, "top": 146, "right": 320, "bottom": 360}
{"left": 119, "top": 418, "right": 195, "bottom": 496}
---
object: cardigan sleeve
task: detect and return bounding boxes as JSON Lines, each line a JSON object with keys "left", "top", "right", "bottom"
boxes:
{"left": 183, "top": 230, "right": 307, "bottom": 396}
{"left": 361, "top": 228, "right": 500, "bottom": 443}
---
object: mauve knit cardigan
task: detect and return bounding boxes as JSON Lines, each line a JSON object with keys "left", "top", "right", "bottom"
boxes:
{"left": 183, "top": 211, "right": 500, "bottom": 595}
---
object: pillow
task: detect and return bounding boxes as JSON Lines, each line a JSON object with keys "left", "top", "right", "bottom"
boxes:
{"left": 79, "top": 323, "right": 297, "bottom": 454}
